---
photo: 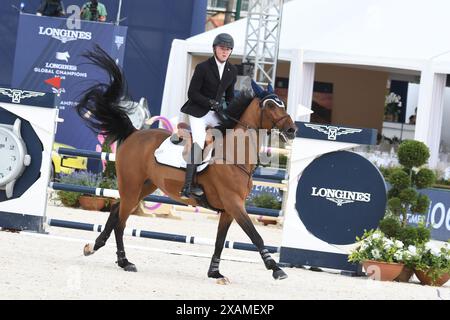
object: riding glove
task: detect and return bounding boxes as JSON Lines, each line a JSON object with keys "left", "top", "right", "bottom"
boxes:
{"left": 209, "top": 99, "right": 222, "bottom": 112}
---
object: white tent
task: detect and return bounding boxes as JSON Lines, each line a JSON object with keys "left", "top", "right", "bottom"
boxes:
{"left": 161, "top": 0, "right": 450, "bottom": 166}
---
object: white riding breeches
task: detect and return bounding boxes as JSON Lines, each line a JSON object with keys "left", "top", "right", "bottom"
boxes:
{"left": 187, "top": 111, "right": 221, "bottom": 149}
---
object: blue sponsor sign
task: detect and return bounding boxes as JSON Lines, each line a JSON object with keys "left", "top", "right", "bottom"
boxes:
{"left": 407, "top": 188, "right": 450, "bottom": 241}
{"left": 0, "top": 88, "right": 57, "bottom": 108}
{"left": 12, "top": 13, "right": 127, "bottom": 152}
{"left": 296, "top": 151, "right": 387, "bottom": 245}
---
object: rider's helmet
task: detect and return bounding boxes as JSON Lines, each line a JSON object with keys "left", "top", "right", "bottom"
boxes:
{"left": 213, "top": 33, "right": 234, "bottom": 49}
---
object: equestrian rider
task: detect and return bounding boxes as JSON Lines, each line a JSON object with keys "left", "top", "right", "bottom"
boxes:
{"left": 179, "top": 33, "right": 238, "bottom": 200}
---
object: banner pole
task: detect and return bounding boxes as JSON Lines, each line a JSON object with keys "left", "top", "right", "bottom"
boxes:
{"left": 116, "top": 0, "right": 123, "bottom": 25}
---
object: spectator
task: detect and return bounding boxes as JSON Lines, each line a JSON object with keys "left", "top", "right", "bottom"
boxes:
{"left": 36, "top": 0, "right": 65, "bottom": 17}
{"left": 409, "top": 107, "right": 417, "bottom": 125}
{"left": 80, "top": 0, "right": 107, "bottom": 22}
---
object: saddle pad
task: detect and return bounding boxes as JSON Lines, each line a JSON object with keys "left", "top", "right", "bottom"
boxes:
{"left": 154, "top": 137, "right": 212, "bottom": 172}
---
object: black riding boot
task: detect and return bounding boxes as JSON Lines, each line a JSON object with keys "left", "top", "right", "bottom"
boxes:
{"left": 180, "top": 143, "right": 204, "bottom": 199}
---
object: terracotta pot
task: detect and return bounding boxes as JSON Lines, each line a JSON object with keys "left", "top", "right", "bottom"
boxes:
{"left": 395, "top": 266, "right": 414, "bottom": 283}
{"left": 79, "top": 195, "right": 106, "bottom": 211}
{"left": 415, "top": 269, "right": 450, "bottom": 287}
{"left": 362, "top": 260, "right": 404, "bottom": 281}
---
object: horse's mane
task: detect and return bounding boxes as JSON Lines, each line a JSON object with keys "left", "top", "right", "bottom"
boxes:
{"left": 215, "top": 90, "right": 255, "bottom": 132}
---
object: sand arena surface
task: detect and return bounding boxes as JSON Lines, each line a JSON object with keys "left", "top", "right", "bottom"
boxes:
{"left": 0, "top": 204, "right": 448, "bottom": 300}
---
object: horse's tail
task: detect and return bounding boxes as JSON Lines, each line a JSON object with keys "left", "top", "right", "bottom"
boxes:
{"left": 75, "top": 45, "right": 135, "bottom": 144}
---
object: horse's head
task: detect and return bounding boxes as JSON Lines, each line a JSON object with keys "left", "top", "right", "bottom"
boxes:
{"left": 251, "top": 80, "right": 297, "bottom": 142}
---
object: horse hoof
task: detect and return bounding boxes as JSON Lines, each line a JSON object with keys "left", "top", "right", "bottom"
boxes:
{"left": 216, "top": 277, "right": 231, "bottom": 285}
{"left": 123, "top": 263, "right": 137, "bottom": 272}
{"left": 83, "top": 243, "right": 95, "bottom": 256}
{"left": 273, "top": 268, "right": 288, "bottom": 280}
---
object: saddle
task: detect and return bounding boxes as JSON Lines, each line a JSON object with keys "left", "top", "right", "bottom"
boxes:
{"left": 154, "top": 122, "right": 215, "bottom": 172}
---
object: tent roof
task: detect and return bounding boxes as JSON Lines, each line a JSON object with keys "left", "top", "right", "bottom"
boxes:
{"left": 186, "top": 0, "right": 450, "bottom": 71}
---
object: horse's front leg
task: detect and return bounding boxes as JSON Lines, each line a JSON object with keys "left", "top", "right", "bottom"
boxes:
{"left": 208, "top": 211, "right": 234, "bottom": 284}
{"left": 223, "top": 198, "right": 288, "bottom": 280}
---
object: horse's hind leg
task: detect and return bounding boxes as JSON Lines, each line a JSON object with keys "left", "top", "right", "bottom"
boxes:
{"left": 83, "top": 201, "right": 120, "bottom": 256}
{"left": 223, "top": 198, "right": 288, "bottom": 280}
{"left": 208, "top": 211, "right": 234, "bottom": 284}
{"left": 115, "top": 181, "right": 157, "bottom": 272}
{"left": 113, "top": 197, "right": 140, "bottom": 272}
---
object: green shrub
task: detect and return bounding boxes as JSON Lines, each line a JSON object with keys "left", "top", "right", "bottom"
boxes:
{"left": 414, "top": 168, "right": 436, "bottom": 189}
{"left": 379, "top": 217, "right": 431, "bottom": 247}
{"left": 397, "top": 140, "right": 430, "bottom": 169}
{"left": 248, "top": 193, "right": 281, "bottom": 210}
{"left": 386, "top": 140, "right": 435, "bottom": 226}
{"left": 378, "top": 216, "right": 401, "bottom": 239}
{"left": 388, "top": 168, "right": 410, "bottom": 190}
{"left": 57, "top": 190, "right": 80, "bottom": 207}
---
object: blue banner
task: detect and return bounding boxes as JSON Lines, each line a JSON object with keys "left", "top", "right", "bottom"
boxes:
{"left": 12, "top": 13, "right": 127, "bottom": 153}
{"left": 408, "top": 188, "right": 450, "bottom": 242}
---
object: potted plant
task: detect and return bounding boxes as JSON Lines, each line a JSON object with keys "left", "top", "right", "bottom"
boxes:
{"left": 378, "top": 215, "right": 431, "bottom": 282}
{"left": 348, "top": 230, "right": 405, "bottom": 281}
{"left": 413, "top": 242, "right": 450, "bottom": 286}
{"left": 378, "top": 140, "right": 435, "bottom": 281}
{"left": 76, "top": 171, "right": 107, "bottom": 211}
{"left": 384, "top": 92, "right": 402, "bottom": 122}
{"left": 56, "top": 172, "right": 83, "bottom": 208}
{"left": 56, "top": 171, "right": 103, "bottom": 208}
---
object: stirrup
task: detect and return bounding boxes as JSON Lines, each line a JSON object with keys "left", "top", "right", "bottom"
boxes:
{"left": 180, "top": 185, "right": 204, "bottom": 199}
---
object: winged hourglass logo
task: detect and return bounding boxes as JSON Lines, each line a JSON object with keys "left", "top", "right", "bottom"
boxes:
{"left": 304, "top": 123, "right": 362, "bottom": 140}
{"left": 0, "top": 88, "right": 45, "bottom": 104}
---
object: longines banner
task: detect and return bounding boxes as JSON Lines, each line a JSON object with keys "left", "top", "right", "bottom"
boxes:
{"left": 296, "top": 151, "right": 387, "bottom": 245}
{"left": 11, "top": 13, "right": 127, "bottom": 152}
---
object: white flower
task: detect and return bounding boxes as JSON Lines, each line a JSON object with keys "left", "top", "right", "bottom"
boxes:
{"left": 360, "top": 242, "right": 369, "bottom": 251}
{"left": 394, "top": 251, "right": 403, "bottom": 261}
{"left": 385, "top": 92, "right": 402, "bottom": 105}
{"left": 372, "top": 233, "right": 381, "bottom": 240}
{"left": 402, "top": 251, "right": 411, "bottom": 259}
{"left": 371, "top": 249, "right": 381, "bottom": 259}
{"left": 394, "top": 240, "right": 404, "bottom": 248}
{"left": 431, "top": 247, "right": 441, "bottom": 257}
{"left": 383, "top": 239, "right": 394, "bottom": 250}
{"left": 408, "top": 245, "right": 417, "bottom": 256}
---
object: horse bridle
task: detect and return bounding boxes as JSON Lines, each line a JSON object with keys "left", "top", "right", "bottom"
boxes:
{"left": 217, "top": 96, "right": 290, "bottom": 175}
{"left": 224, "top": 96, "right": 289, "bottom": 132}
{"left": 259, "top": 96, "right": 290, "bottom": 134}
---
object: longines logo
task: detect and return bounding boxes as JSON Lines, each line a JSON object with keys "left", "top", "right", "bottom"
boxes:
{"left": 0, "top": 88, "right": 45, "bottom": 104}
{"left": 115, "top": 36, "right": 124, "bottom": 50}
{"left": 311, "top": 187, "right": 371, "bottom": 206}
{"left": 38, "top": 26, "right": 92, "bottom": 43}
{"left": 304, "top": 124, "right": 362, "bottom": 140}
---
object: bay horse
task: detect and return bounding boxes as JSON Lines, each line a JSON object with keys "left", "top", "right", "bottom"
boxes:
{"left": 77, "top": 46, "right": 297, "bottom": 282}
